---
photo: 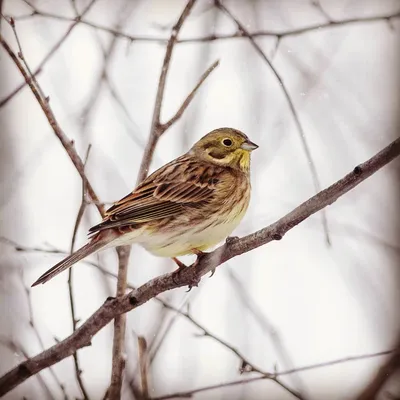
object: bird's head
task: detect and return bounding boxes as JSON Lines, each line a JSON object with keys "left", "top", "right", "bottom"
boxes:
{"left": 189, "top": 127, "right": 258, "bottom": 172}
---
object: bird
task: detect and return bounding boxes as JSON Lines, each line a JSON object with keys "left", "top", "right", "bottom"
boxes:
{"left": 32, "top": 127, "right": 258, "bottom": 287}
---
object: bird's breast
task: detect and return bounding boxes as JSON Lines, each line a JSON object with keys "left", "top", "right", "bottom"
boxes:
{"left": 141, "top": 182, "right": 250, "bottom": 257}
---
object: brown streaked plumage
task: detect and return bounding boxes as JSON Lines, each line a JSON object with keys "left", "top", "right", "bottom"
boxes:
{"left": 32, "top": 128, "right": 258, "bottom": 286}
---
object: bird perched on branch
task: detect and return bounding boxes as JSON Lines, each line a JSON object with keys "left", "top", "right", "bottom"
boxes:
{"left": 32, "top": 128, "right": 258, "bottom": 286}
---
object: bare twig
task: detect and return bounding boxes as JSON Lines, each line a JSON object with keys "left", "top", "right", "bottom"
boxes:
{"left": 79, "top": 0, "right": 135, "bottom": 132}
{"left": 20, "top": 276, "right": 68, "bottom": 399}
{"left": 214, "top": 0, "right": 330, "bottom": 244}
{"left": 9, "top": 8, "right": 399, "bottom": 45}
{"left": 136, "top": 55, "right": 219, "bottom": 184}
{"left": 138, "top": 337, "right": 150, "bottom": 399}
{"left": 226, "top": 268, "right": 304, "bottom": 392}
{"left": 68, "top": 145, "right": 92, "bottom": 400}
{"left": 137, "top": 0, "right": 196, "bottom": 183}
{"left": 107, "top": 245, "right": 131, "bottom": 400}
{"left": 0, "top": 0, "right": 98, "bottom": 108}
{"left": 1, "top": 134, "right": 399, "bottom": 396}
{"left": 150, "top": 348, "right": 396, "bottom": 400}
{"left": 160, "top": 303, "right": 302, "bottom": 399}
{"left": 356, "top": 341, "right": 400, "bottom": 400}
{"left": 0, "top": 37, "right": 105, "bottom": 217}
{"left": 162, "top": 59, "right": 219, "bottom": 130}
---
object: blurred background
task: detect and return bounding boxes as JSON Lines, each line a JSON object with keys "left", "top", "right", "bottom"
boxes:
{"left": 0, "top": 0, "right": 400, "bottom": 399}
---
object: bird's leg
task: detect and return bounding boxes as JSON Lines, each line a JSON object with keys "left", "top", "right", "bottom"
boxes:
{"left": 172, "top": 257, "right": 187, "bottom": 285}
{"left": 191, "top": 248, "right": 215, "bottom": 278}
{"left": 172, "top": 257, "right": 187, "bottom": 270}
{"left": 171, "top": 257, "right": 200, "bottom": 290}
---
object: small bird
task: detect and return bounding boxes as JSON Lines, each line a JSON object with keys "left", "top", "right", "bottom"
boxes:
{"left": 32, "top": 128, "right": 258, "bottom": 286}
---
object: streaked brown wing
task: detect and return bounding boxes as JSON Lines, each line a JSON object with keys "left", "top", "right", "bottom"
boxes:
{"left": 89, "top": 156, "right": 221, "bottom": 233}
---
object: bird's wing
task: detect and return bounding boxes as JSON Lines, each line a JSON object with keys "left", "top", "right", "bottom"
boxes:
{"left": 89, "top": 156, "right": 222, "bottom": 233}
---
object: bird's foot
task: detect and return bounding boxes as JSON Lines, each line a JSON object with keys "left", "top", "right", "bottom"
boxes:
{"left": 191, "top": 249, "right": 216, "bottom": 279}
{"left": 172, "top": 257, "right": 187, "bottom": 285}
{"left": 171, "top": 252, "right": 206, "bottom": 291}
{"left": 192, "top": 248, "right": 216, "bottom": 277}
{"left": 172, "top": 257, "right": 186, "bottom": 270}
{"left": 171, "top": 257, "right": 200, "bottom": 290}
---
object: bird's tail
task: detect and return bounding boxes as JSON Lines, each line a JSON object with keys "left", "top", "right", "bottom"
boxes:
{"left": 32, "top": 233, "right": 113, "bottom": 287}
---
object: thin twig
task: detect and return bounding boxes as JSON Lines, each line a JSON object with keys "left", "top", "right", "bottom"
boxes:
{"left": 0, "top": 0, "right": 98, "bottom": 108}
{"left": 8, "top": 9, "right": 399, "bottom": 45}
{"left": 150, "top": 348, "right": 396, "bottom": 400}
{"left": 162, "top": 59, "right": 219, "bottom": 130}
{"left": 160, "top": 303, "right": 303, "bottom": 399}
{"left": 138, "top": 337, "right": 150, "bottom": 399}
{"left": 214, "top": 0, "right": 331, "bottom": 245}
{"left": 0, "top": 36, "right": 105, "bottom": 217}
{"left": 107, "top": 245, "right": 131, "bottom": 400}
{"left": 20, "top": 275, "right": 68, "bottom": 399}
{"left": 2, "top": 15, "right": 46, "bottom": 100}
{"left": 136, "top": 0, "right": 197, "bottom": 184}
{"left": 79, "top": 0, "right": 135, "bottom": 132}
{"left": 356, "top": 340, "right": 400, "bottom": 400}
{"left": 226, "top": 268, "right": 304, "bottom": 392}
{"left": 68, "top": 145, "right": 92, "bottom": 400}
{"left": 1, "top": 134, "right": 399, "bottom": 396}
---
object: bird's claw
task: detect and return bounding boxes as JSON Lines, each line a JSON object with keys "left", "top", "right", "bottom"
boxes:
{"left": 209, "top": 268, "right": 216, "bottom": 278}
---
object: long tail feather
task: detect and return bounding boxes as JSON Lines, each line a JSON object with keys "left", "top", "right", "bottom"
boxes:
{"left": 32, "top": 236, "right": 110, "bottom": 286}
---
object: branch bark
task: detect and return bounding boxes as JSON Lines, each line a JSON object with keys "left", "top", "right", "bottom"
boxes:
{"left": 0, "top": 135, "right": 399, "bottom": 397}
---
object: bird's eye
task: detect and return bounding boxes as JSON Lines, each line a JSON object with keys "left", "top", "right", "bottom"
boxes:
{"left": 222, "top": 138, "right": 233, "bottom": 147}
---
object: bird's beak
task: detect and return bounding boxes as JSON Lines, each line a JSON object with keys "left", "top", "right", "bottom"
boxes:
{"left": 241, "top": 140, "right": 259, "bottom": 151}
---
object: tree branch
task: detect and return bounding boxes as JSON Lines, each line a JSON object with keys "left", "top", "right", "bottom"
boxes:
{"left": 108, "top": 1, "right": 197, "bottom": 397}
{"left": 0, "top": 134, "right": 399, "bottom": 396}
{"left": 136, "top": 0, "right": 197, "bottom": 183}
{"left": 68, "top": 145, "right": 92, "bottom": 400}
{"left": 9, "top": 9, "right": 399, "bottom": 46}
{"left": 214, "top": 0, "right": 330, "bottom": 244}
{"left": 0, "top": 36, "right": 105, "bottom": 217}
{"left": 138, "top": 337, "right": 149, "bottom": 399}
{"left": 151, "top": 348, "right": 396, "bottom": 400}
{"left": 356, "top": 340, "right": 400, "bottom": 400}
{"left": 0, "top": 0, "right": 98, "bottom": 108}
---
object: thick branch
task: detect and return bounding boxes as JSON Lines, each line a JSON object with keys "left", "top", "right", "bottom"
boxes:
{"left": 0, "top": 136, "right": 399, "bottom": 396}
